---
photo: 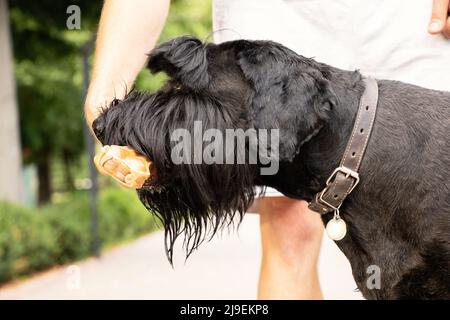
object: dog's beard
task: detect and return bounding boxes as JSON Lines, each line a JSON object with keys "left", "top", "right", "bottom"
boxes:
{"left": 137, "top": 162, "right": 256, "bottom": 263}
{"left": 94, "top": 90, "right": 258, "bottom": 263}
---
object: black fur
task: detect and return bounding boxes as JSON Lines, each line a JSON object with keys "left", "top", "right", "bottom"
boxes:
{"left": 93, "top": 36, "right": 450, "bottom": 299}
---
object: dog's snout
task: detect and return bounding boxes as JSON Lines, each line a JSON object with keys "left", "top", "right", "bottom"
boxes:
{"left": 92, "top": 116, "right": 106, "bottom": 143}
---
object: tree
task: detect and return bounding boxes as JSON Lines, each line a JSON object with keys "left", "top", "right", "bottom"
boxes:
{"left": 8, "top": 0, "right": 102, "bottom": 204}
{"left": 0, "top": 0, "right": 24, "bottom": 204}
{"left": 7, "top": 0, "right": 212, "bottom": 204}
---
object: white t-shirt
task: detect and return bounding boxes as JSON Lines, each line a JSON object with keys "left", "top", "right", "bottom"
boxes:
{"left": 212, "top": 0, "right": 450, "bottom": 197}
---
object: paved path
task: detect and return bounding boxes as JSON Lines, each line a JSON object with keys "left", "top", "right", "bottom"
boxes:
{"left": 0, "top": 215, "right": 362, "bottom": 300}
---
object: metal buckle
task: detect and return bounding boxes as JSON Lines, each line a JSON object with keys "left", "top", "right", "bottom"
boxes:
{"left": 326, "top": 166, "right": 360, "bottom": 193}
{"left": 318, "top": 189, "right": 341, "bottom": 211}
{"left": 318, "top": 166, "right": 360, "bottom": 211}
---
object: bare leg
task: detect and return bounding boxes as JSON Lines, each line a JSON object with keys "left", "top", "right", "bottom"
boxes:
{"left": 258, "top": 196, "right": 324, "bottom": 299}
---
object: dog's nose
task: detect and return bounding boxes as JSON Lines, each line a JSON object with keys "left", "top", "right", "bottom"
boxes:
{"left": 92, "top": 116, "right": 106, "bottom": 143}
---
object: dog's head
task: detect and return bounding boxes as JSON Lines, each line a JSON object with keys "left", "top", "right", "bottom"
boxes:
{"left": 92, "top": 36, "right": 336, "bottom": 261}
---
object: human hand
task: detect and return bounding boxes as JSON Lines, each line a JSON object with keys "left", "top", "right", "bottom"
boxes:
{"left": 428, "top": 0, "right": 450, "bottom": 38}
{"left": 84, "top": 83, "right": 126, "bottom": 130}
{"left": 84, "top": 94, "right": 105, "bottom": 130}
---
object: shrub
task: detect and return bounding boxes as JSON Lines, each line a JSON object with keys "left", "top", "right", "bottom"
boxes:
{"left": 42, "top": 198, "right": 91, "bottom": 264}
{"left": 0, "top": 187, "right": 157, "bottom": 284}
{"left": 0, "top": 202, "right": 59, "bottom": 282}
{"left": 98, "top": 188, "right": 155, "bottom": 243}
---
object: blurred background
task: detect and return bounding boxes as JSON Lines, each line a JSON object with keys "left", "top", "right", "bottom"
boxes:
{"left": 0, "top": 0, "right": 361, "bottom": 299}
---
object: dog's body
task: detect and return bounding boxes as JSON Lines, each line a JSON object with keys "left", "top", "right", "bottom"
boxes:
{"left": 93, "top": 36, "right": 450, "bottom": 299}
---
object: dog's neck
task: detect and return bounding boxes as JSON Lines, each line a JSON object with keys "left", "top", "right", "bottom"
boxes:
{"left": 259, "top": 65, "right": 367, "bottom": 200}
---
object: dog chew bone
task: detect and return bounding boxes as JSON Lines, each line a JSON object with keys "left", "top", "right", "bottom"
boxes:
{"left": 93, "top": 145, "right": 153, "bottom": 189}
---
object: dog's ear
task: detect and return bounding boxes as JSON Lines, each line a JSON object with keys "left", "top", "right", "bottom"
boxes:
{"left": 236, "top": 43, "right": 337, "bottom": 160}
{"left": 308, "top": 72, "right": 337, "bottom": 119}
{"left": 147, "top": 36, "right": 211, "bottom": 90}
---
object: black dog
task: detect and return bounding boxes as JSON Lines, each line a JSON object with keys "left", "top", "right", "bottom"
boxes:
{"left": 92, "top": 36, "right": 450, "bottom": 299}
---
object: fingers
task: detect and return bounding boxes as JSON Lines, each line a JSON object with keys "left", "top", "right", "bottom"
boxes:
{"left": 444, "top": 15, "right": 450, "bottom": 38}
{"left": 84, "top": 105, "right": 97, "bottom": 129}
{"left": 429, "top": 0, "right": 450, "bottom": 35}
{"left": 84, "top": 98, "right": 105, "bottom": 132}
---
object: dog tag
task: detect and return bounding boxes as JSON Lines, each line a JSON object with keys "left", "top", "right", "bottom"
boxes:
{"left": 326, "top": 211, "right": 347, "bottom": 241}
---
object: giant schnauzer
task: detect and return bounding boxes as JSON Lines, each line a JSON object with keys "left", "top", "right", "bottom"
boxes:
{"left": 92, "top": 36, "right": 450, "bottom": 299}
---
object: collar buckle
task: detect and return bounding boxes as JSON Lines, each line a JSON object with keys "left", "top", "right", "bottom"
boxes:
{"left": 317, "top": 166, "right": 360, "bottom": 211}
{"left": 326, "top": 166, "right": 360, "bottom": 193}
{"left": 309, "top": 77, "right": 378, "bottom": 219}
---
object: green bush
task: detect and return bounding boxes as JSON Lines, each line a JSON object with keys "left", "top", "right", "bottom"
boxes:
{"left": 98, "top": 188, "right": 153, "bottom": 243}
{"left": 0, "top": 202, "right": 57, "bottom": 282}
{"left": 0, "top": 187, "right": 157, "bottom": 284}
{"left": 42, "top": 198, "right": 91, "bottom": 264}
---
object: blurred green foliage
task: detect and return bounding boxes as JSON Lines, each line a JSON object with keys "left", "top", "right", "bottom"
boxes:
{"left": 9, "top": 0, "right": 102, "bottom": 166}
{"left": 8, "top": 0, "right": 212, "bottom": 201}
{"left": 0, "top": 0, "right": 213, "bottom": 285}
{"left": 9, "top": 0, "right": 104, "bottom": 202}
{"left": 0, "top": 187, "right": 158, "bottom": 283}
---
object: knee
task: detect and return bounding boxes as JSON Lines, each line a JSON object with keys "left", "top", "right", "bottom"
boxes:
{"left": 259, "top": 197, "right": 324, "bottom": 245}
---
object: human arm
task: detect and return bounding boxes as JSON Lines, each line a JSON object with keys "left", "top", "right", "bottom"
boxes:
{"left": 84, "top": 0, "right": 170, "bottom": 127}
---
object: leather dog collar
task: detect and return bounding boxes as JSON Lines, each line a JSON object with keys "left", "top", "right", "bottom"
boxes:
{"left": 309, "top": 77, "right": 379, "bottom": 215}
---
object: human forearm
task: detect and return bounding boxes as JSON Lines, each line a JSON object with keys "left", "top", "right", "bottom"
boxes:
{"left": 85, "top": 0, "right": 170, "bottom": 126}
